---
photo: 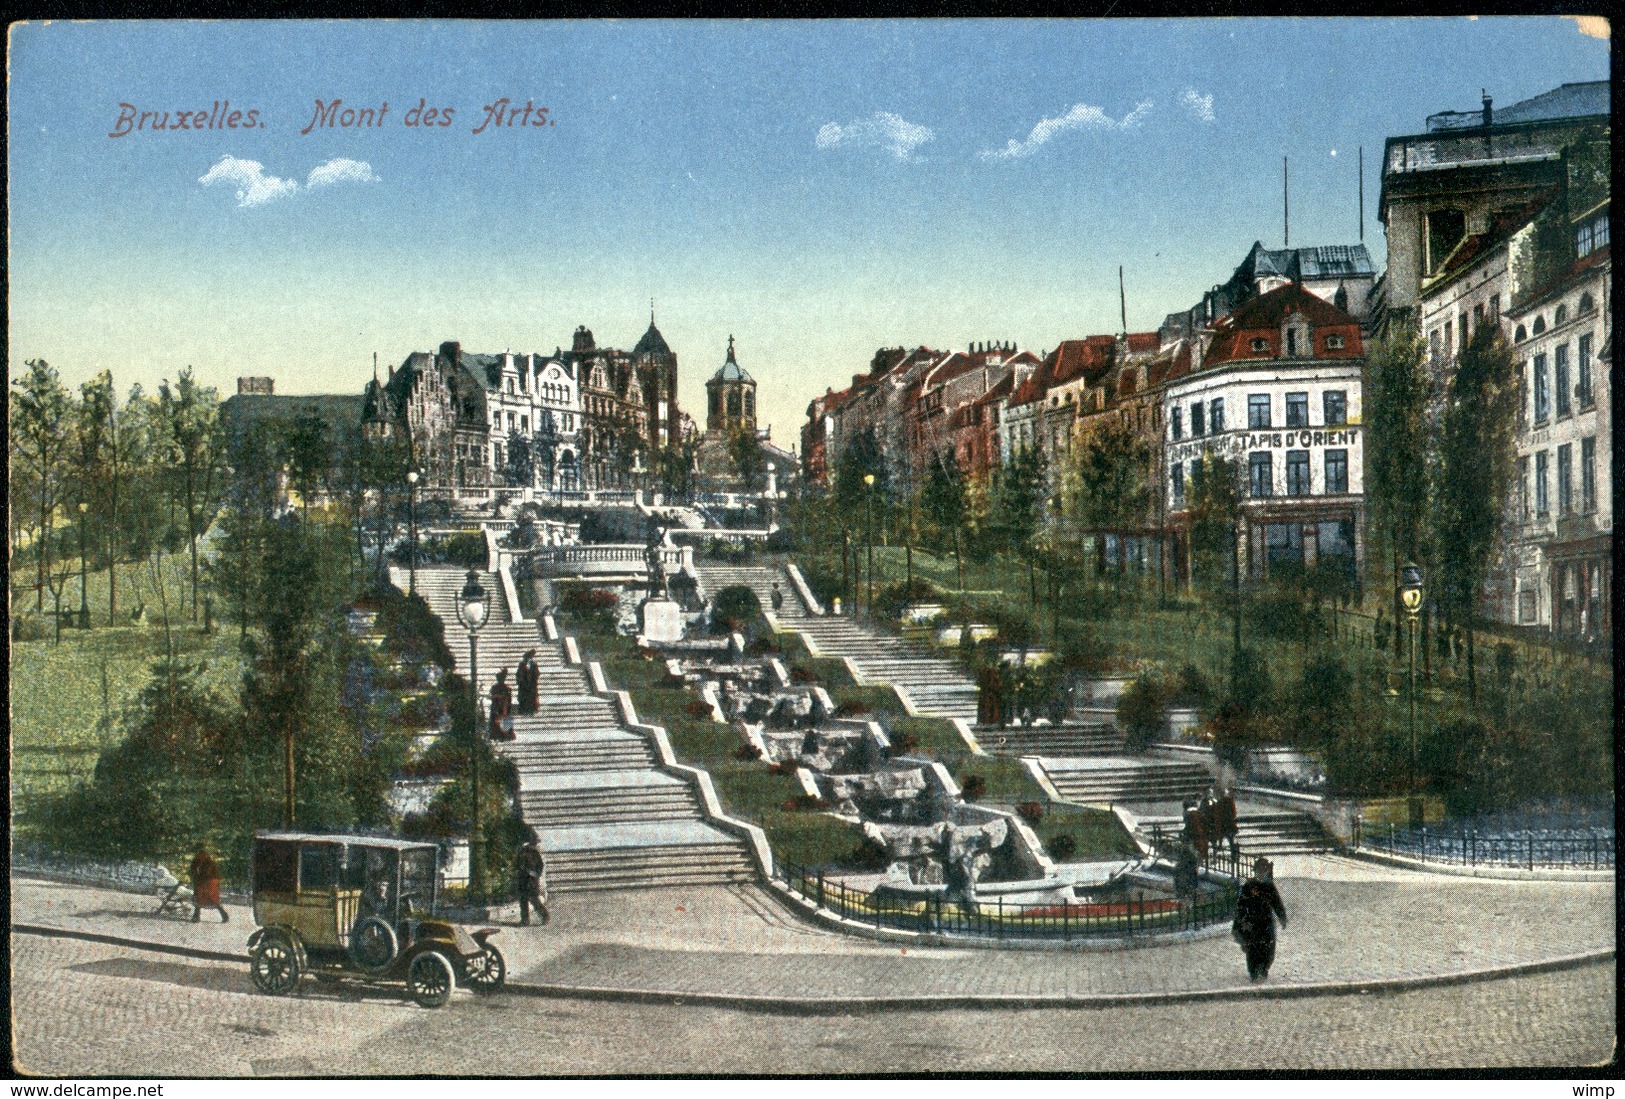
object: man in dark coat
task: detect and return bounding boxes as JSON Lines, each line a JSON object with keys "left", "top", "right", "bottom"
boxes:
{"left": 516, "top": 840, "right": 549, "bottom": 926}
{"left": 516, "top": 651, "right": 540, "bottom": 715}
{"left": 1214, "top": 788, "right": 1240, "bottom": 860}
{"left": 1233, "top": 857, "right": 1288, "bottom": 980}
{"left": 770, "top": 583, "right": 784, "bottom": 613}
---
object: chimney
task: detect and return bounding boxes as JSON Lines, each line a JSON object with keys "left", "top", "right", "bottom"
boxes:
{"left": 237, "top": 376, "right": 274, "bottom": 395}
{"left": 1481, "top": 90, "right": 1493, "bottom": 128}
{"left": 439, "top": 340, "right": 461, "bottom": 364}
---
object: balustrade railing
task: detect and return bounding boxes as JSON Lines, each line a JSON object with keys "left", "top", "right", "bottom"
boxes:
{"left": 529, "top": 545, "right": 684, "bottom": 566}
{"left": 773, "top": 858, "right": 1237, "bottom": 941}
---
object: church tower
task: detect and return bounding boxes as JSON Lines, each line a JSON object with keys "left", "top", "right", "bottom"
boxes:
{"left": 705, "top": 335, "right": 756, "bottom": 437}
{"left": 632, "top": 302, "right": 679, "bottom": 451}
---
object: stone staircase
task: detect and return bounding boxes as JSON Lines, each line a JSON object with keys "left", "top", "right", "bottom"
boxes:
{"left": 1141, "top": 809, "right": 1336, "bottom": 857}
{"left": 976, "top": 723, "right": 1124, "bottom": 757}
{"left": 1037, "top": 756, "right": 1214, "bottom": 804}
{"left": 696, "top": 561, "right": 980, "bottom": 723}
{"left": 399, "top": 565, "right": 756, "bottom": 892}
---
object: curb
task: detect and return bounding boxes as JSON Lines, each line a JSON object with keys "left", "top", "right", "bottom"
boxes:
{"left": 1347, "top": 848, "right": 1615, "bottom": 882}
{"left": 14, "top": 921, "right": 1611, "bottom": 1014}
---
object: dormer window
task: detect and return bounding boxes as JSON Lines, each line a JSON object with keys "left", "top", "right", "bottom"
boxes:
{"left": 1251, "top": 338, "right": 1270, "bottom": 353}
{"left": 1325, "top": 334, "right": 1346, "bottom": 350}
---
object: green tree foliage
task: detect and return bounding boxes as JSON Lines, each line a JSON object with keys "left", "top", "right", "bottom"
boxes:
{"left": 656, "top": 438, "right": 698, "bottom": 499}
{"left": 1432, "top": 324, "right": 1519, "bottom": 694}
{"left": 1186, "top": 453, "right": 1241, "bottom": 594}
{"left": 505, "top": 429, "right": 533, "bottom": 488}
{"left": 1068, "top": 418, "right": 1151, "bottom": 529}
{"left": 1290, "top": 653, "right": 1354, "bottom": 750}
{"left": 74, "top": 372, "right": 120, "bottom": 623}
{"left": 727, "top": 428, "right": 765, "bottom": 491}
{"left": 1118, "top": 673, "right": 1169, "bottom": 751}
{"left": 1364, "top": 324, "right": 1430, "bottom": 630}
{"left": 711, "top": 584, "right": 762, "bottom": 634}
{"left": 10, "top": 359, "right": 74, "bottom": 613}
{"left": 991, "top": 443, "right": 1045, "bottom": 558}
{"left": 920, "top": 449, "right": 968, "bottom": 587}
{"left": 156, "top": 369, "right": 224, "bottom": 622}
{"left": 834, "top": 426, "right": 888, "bottom": 521}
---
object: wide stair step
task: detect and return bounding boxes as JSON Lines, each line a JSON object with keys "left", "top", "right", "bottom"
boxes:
{"left": 545, "top": 842, "right": 756, "bottom": 891}
{"left": 977, "top": 724, "right": 1124, "bottom": 757}
{"left": 1041, "top": 758, "right": 1213, "bottom": 804}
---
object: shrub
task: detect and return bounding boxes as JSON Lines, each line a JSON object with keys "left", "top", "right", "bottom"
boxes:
{"left": 764, "top": 527, "right": 797, "bottom": 553}
{"left": 1055, "top": 622, "right": 1109, "bottom": 676}
{"left": 733, "top": 743, "right": 763, "bottom": 761}
{"left": 1045, "top": 834, "right": 1077, "bottom": 861}
{"left": 746, "top": 636, "right": 780, "bottom": 656}
{"left": 781, "top": 793, "right": 827, "bottom": 812}
{"left": 875, "top": 578, "right": 940, "bottom": 623}
{"left": 844, "top": 834, "right": 893, "bottom": 870}
{"left": 1172, "top": 663, "right": 1212, "bottom": 709}
{"left": 710, "top": 584, "right": 761, "bottom": 634}
{"left": 790, "top": 666, "right": 820, "bottom": 685}
{"left": 833, "top": 700, "right": 869, "bottom": 718}
{"left": 959, "top": 774, "right": 987, "bottom": 802}
{"left": 11, "top": 614, "right": 46, "bottom": 642}
{"left": 683, "top": 699, "right": 714, "bottom": 719}
{"left": 560, "top": 587, "right": 620, "bottom": 628}
{"left": 1016, "top": 801, "right": 1044, "bottom": 826}
{"left": 888, "top": 730, "right": 920, "bottom": 754}
{"left": 768, "top": 760, "right": 800, "bottom": 776}
{"left": 1118, "top": 674, "right": 1170, "bottom": 751}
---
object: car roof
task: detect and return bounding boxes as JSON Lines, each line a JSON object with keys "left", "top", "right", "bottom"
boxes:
{"left": 255, "top": 831, "right": 438, "bottom": 853}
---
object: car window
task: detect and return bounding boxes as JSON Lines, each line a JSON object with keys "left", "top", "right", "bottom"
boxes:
{"left": 253, "top": 840, "right": 297, "bottom": 893}
{"left": 299, "top": 844, "right": 339, "bottom": 890}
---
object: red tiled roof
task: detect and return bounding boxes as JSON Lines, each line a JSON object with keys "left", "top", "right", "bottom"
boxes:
{"left": 1125, "top": 332, "right": 1160, "bottom": 354}
{"left": 1204, "top": 283, "right": 1364, "bottom": 367}
{"left": 1429, "top": 195, "right": 1555, "bottom": 286}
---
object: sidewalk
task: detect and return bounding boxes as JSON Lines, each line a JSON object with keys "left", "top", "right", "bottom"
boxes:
{"left": 12, "top": 852, "right": 1613, "bottom": 1007}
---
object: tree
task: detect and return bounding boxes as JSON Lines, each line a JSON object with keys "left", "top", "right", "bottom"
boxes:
{"left": 505, "top": 429, "right": 534, "bottom": 488}
{"left": 1364, "top": 324, "right": 1431, "bottom": 646}
{"left": 655, "top": 438, "right": 698, "bottom": 500}
{"left": 920, "top": 449, "right": 968, "bottom": 589}
{"left": 156, "top": 368, "right": 223, "bottom": 622}
{"left": 1187, "top": 453, "right": 1244, "bottom": 695}
{"left": 1432, "top": 324, "right": 1519, "bottom": 698}
{"left": 727, "top": 428, "right": 766, "bottom": 492}
{"left": 75, "top": 372, "right": 120, "bottom": 624}
{"left": 992, "top": 444, "right": 1046, "bottom": 608}
{"left": 10, "top": 360, "right": 74, "bottom": 613}
{"left": 1069, "top": 418, "right": 1151, "bottom": 531}
{"left": 282, "top": 411, "right": 331, "bottom": 514}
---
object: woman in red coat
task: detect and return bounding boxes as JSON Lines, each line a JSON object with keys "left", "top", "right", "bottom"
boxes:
{"left": 188, "top": 847, "right": 228, "bottom": 923}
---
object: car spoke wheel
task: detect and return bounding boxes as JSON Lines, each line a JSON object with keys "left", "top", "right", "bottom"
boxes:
{"left": 407, "top": 951, "right": 456, "bottom": 1008}
{"left": 350, "top": 916, "right": 398, "bottom": 972}
{"left": 465, "top": 945, "right": 506, "bottom": 993}
{"left": 251, "top": 935, "right": 301, "bottom": 996}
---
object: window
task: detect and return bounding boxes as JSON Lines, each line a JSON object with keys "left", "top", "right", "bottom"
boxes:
{"left": 1533, "top": 354, "right": 1549, "bottom": 422}
{"left": 1248, "top": 394, "right": 1271, "bottom": 429}
{"left": 1323, "top": 390, "right": 1348, "bottom": 426}
{"left": 1209, "top": 398, "right": 1225, "bottom": 433}
{"left": 1430, "top": 330, "right": 1443, "bottom": 360}
{"left": 1286, "top": 450, "right": 1311, "bottom": 495}
{"left": 1459, "top": 316, "right": 1469, "bottom": 353}
{"left": 1535, "top": 451, "right": 1549, "bottom": 515}
{"left": 1443, "top": 320, "right": 1453, "bottom": 354}
{"left": 1473, "top": 302, "right": 1485, "bottom": 331}
{"left": 745, "top": 391, "right": 755, "bottom": 419}
{"left": 1325, "top": 449, "right": 1348, "bottom": 493}
{"left": 1489, "top": 294, "right": 1500, "bottom": 322}
{"left": 1427, "top": 207, "right": 1466, "bottom": 273}
{"left": 1557, "top": 443, "right": 1573, "bottom": 514}
{"left": 1285, "top": 327, "right": 1300, "bottom": 357}
{"left": 727, "top": 390, "right": 741, "bottom": 417}
{"left": 1519, "top": 588, "right": 1538, "bottom": 623}
{"left": 299, "top": 845, "right": 338, "bottom": 891}
{"left": 1285, "top": 392, "right": 1309, "bottom": 428}
{"left": 1533, "top": 315, "right": 1546, "bottom": 335}
{"left": 1251, "top": 337, "right": 1270, "bottom": 353}
{"left": 1191, "top": 401, "right": 1205, "bottom": 436}
{"left": 1576, "top": 213, "right": 1608, "bottom": 257}
{"left": 1517, "top": 457, "right": 1530, "bottom": 521}
{"left": 1579, "top": 293, "right": 1595, "bottom": 314}
{"left": 1578, "top": 334, "right": 1593, "bottom": 406}
{"left": 1555, "top": 345, "right": 1571, "bottom": 416}
{"left": 1265, "top": 523, "right": 1304, "bottom": 570}
{"left": 1325, "top": 334, "right": 1346, "bottom": 350}
{"left": 1171, "top": 463, "right": 1185, "bottom": 505}
{"left": 1555, "top": 304, "right": 1568, "bottom": 326}
{"left": 1171, "top": 405, "right": 1183, "bottom": 440}
{"left": 1581, "top": 437, "right": 1596, "bottom": 512}
{"left": 1515, "top": 324, "right": 1527, "bottom": 342}
{"left": 1249, "top": 451, "right": 1273, "bottom": 498}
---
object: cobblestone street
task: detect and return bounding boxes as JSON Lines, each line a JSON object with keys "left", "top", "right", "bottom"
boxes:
{"left": 11, "top": 933, "right": 1613, "bottom": 1075}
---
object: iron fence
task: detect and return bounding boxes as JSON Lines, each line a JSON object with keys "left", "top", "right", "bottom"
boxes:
{"left": 774, "top": 859, "right": 1237, "bottom": 942}
{"left": 1357, "top": 820, "right": 1614, "bottom": 870}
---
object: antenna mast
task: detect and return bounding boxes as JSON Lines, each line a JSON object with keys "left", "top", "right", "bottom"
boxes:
{"left": 1283, "top": 156, "right": 1290, "bottom": 248}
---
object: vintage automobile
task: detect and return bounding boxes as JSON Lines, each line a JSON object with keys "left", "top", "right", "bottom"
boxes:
{"left": 246, "top": 832, "right": 505, "bottom": 1008}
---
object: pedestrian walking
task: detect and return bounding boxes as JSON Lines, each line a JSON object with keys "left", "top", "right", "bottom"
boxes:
{"left": 489, "top": 668, "right": 514, "bottom": 741}
{"left": 1232, "top": 857, "right": 1288, "bottom": 981}
{"left": 188, "top": 846, "right": 228, "bottom": 923}
{"left": 1214, "top": 787, "right": 1240, "bottom": 861}
{"left": 1172, "top": 838, "right": 1200, "bottom": 899}
{"left": 516, "top": 840, "right": 549, "bottom": 926}
{"left": 516, "top": 650, "right": 540, "bottom": 716}
{"left": 770, "top": 582, "right": 784, "bottom": 613}
{"left": 1183, "top": 797, "right": 1209, "bottom": 863}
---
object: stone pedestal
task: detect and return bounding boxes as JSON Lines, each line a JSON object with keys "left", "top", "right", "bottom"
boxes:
{"left": 640, "top": 596, "right": 685, "bottom": 643}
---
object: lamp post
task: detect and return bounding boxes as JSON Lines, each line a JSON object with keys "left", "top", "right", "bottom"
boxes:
{"left": 456, "top": 569, "right": 490, "bottom": 904}
{"left": 631, "top": 452, "right": 646, "bottom": 500}
{"left": 406, "top": 470, "right": 420, "bottom": 597}
{"left": 864, "top": 473, "right": 876, "bottom": 614}
{"left": 1400, "top": 562, "right": 1424, "bottom": 826}
{"left": 77, "top": 500, "right": 89, "bottom": 629}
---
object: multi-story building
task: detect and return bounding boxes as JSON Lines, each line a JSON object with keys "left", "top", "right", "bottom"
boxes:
{"left": 1162, "top": 283, "right": 1367, "bottom": 583}
{"left": 1506, "top": 199, "right": 1611, "bottom": 640}
{"left": 910, "top": 343, "right": 1038, "bottom": 481}
{"left": 1378, "top": 81, "right": 1608, "bottom": 332}
{"left": 1162, "top": 242, "right": 1377, "bottom": 347}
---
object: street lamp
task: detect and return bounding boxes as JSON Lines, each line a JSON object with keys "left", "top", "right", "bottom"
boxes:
{"left": 1400, "top": 562, "right": 1424, "bottom": 826}
{"left": 77, "top": 501, "right": 89, "bottom": 629}
{"left": 864, "top": 473, "right": 876, "bottom": 613}
{"left": 406, "top": 470, "right": 420, "bottom": 597}
{"left": 456, "top": 569, "right": 490, "bottom": 904}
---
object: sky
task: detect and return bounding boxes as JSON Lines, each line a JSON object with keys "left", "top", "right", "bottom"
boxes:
{"left": 7, "top": 17, "right": 1610, "bottom": 446}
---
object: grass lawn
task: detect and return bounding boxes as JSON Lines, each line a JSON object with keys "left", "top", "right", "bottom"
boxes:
{"left": 10, "top": 620, "right": 243, "bottom": 834}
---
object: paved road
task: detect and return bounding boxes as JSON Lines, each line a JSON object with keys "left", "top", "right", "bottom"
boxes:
{"left": 12, "top": 933, "right": 1614, "bottom": 1074}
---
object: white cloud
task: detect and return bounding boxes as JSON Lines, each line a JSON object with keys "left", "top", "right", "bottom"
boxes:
{"left": 1181, "top": 88, "right": 1216, "bottom": 123}
{"left": 980, "top": 100, "right": 1154, "bottom": 160}
{"left": 307, "top": 157, "right": 380, "bottom": 189}
{"left": 815, "top": 111, "right": 935, "bottom": 161}
{"left": 197, "top": 155, "right": 299, "bottom": 208}
{"left": 198, "top": 155, "right": 380, "bottom": 208}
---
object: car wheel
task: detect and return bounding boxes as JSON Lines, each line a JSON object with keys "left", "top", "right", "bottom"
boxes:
{"left": 250, "top": 933, "right": 301, "bottom": 996}
{"left": 350, "top": 916, "right": 398, "bottom": 971}
{"left": 464, "top": 945, "right": 506, "bottom": 993}
{"left": 407, "top": 951, "right": 456, "bottom": 1008}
